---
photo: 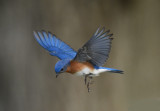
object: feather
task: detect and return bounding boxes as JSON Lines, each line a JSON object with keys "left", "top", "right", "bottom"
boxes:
{"left": 74, "top": 27, "right": 113, "bottom": 66}
{"left": 34, "top": 31, "right": 77, "bottom": 60}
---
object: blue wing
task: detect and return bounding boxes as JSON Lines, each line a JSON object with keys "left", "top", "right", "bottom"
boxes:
{"left": 33, "top": 31, "right": 77, "bottom": 60}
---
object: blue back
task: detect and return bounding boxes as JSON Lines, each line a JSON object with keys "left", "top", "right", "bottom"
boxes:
{"left": 34, "top": 31, "right": 77, "bottom": 60}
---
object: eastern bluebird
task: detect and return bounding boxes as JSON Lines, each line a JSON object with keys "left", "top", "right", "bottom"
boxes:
{"left": 34, "top": 27, "right": 123, "bottom": 92}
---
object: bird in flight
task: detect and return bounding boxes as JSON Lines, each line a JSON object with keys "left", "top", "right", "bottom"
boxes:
{"left": 34, "top": 27, "right": 123, "bottom": 92}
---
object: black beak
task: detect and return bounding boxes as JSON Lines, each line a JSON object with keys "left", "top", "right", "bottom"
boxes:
{"left": 56, "top": 75, "right": 58, "bottom": 78}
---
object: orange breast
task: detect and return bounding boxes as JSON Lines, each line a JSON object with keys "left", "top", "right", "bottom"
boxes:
{"left": 66, "top": 61, "right": 94, "bottom": 74}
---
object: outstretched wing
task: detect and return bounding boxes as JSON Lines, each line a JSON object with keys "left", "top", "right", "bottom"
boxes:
{"left": 74, "top": 27, "right": 113, "bottom": 66}
{"left": 34, "top": 31, "right": 77, "bottom": 60}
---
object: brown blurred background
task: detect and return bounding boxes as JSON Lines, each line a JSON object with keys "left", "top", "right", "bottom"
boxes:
{"left": 0, "top": 0, "right": 160, "bottom": 111}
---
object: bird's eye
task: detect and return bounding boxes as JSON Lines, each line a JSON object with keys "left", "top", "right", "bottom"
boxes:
{"left": 61, "top": 68, "right": 64, "bottom": 71}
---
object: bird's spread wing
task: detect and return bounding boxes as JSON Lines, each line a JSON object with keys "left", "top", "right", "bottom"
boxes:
{"left": 34, "top": 31, "right": 77, "bottom": 60}
{"left": 74, "top": 27, "right": 113, "bottom": 66}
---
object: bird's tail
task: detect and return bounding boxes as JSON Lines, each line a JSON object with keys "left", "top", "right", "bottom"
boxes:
{"left": 98, "top": 67, "right": 124, "bottom": 74}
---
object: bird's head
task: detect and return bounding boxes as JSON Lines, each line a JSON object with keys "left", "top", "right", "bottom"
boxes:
{"left": 55, "top": 59, "right": 70, "bottom": 77}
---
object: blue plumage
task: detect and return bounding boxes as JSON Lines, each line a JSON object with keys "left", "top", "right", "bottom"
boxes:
{"left": 34, "top": 31, "right": 77, "bottom": 60}
{"left": 34, "top": 28, "right": 124, "bottom": 92}
{"left": 34, "top": 28, "right": 123, "bottom": 76}
{"left": 54, "top": 59, "right": 71, "bottom": 74}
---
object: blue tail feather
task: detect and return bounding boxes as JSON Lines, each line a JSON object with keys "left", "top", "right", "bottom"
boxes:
{"left": 94, "top": 66, "right": 124, "bottom": 74}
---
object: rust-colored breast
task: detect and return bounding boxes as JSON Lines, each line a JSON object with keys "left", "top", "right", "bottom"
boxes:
{"left": 66, "top": 60, "right": 94, "bottom": 74}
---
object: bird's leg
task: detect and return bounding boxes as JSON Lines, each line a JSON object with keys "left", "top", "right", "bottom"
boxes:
{"left": 87, "top": 76, "right": 93, "bottom": 92}
{"left": 89, "top": 76, "right": 94, "bottom": 84}
{"left": 84, "top": 75, "right": 88, "bottom": 85}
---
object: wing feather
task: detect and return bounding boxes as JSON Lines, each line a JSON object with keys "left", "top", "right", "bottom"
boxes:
{"left": 34, "top": 31, "right": 76, "bottom": 60}
{"left": 74, "top": 27, "right": 113, "bottom": 66}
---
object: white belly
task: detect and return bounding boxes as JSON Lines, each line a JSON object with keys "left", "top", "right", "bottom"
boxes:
{"left": 74, "top": 67, "right": 109, "bottom": 76}
{"left": 74, "top": 67, "right": 91, "bottom": 76}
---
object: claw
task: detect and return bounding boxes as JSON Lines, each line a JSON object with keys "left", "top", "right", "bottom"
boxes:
{"left": 87, "top": 82, "right": 90, "bottom": 92}
{"left": 84, "top": 75, "right": 87, "bottom": 85}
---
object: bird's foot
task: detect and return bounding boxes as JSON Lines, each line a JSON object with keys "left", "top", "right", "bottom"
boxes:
{"left": 86, "top": 76, "right": 93, "bottom": 92}
{"left": 84, "top": 75, "right": 88, "bottom": 85}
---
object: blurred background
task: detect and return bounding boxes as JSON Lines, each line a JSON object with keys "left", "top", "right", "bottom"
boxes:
{"left": 0, "top": 0, "right": 160, "bottom": 111}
